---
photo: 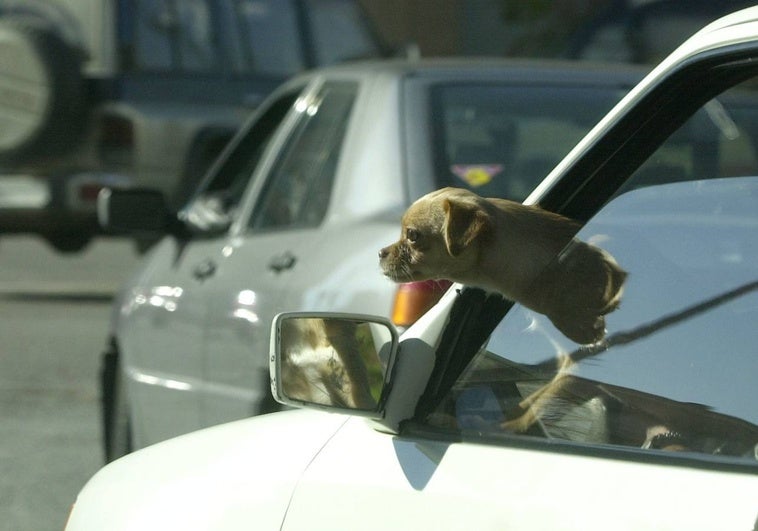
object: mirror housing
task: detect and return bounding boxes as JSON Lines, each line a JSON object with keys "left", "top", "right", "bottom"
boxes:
{"left": 98, "top": 188, "right": 172, "bottom": 234}
{"left": 270, "top": 312, "right": 399, "bottom": 418}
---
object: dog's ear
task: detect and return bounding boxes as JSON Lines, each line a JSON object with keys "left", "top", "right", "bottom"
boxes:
{"left": 442, "top": 198, "right": 491, "bottom": 256}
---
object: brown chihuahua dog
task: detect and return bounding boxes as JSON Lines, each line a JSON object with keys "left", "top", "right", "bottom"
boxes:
{"left": 379, "top": 187, "right": 626, "bottom": 344}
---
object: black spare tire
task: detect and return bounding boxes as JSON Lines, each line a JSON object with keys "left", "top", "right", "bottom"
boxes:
{"left": 0, "top": 18, "right": 87, "bottom": 164}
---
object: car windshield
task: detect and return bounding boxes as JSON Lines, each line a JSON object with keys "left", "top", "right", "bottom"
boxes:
{"left": 430, "top": 84, "right": 627, "bottom": 201}
{"left": 423, "top": 78, "right": 758, "bottom": 466}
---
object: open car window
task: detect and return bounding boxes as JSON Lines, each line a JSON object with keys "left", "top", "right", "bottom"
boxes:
{"left": 249, "top": 82, "right": 358, "bottom": 231}
{"left": 178, "top": 89, "right": 300, "bottom": 232}
{"left": 423, "top": 78, "right": 758, "bottom": 467}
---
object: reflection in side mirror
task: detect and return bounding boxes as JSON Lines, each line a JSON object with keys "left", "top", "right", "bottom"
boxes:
{"left": 270, "top": 313, "right": 398, "bottom": 417}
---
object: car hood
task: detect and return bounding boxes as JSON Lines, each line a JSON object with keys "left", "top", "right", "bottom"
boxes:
{"left": 66, "top": 410, "right": 348, "bottom": 531}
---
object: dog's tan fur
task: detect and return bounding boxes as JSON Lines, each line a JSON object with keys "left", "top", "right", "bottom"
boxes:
{"left": 280, "top": 318, "right": 376, "bottom": 409}
{"left": 379, "top": 187, "right": 627, "bottom": 344}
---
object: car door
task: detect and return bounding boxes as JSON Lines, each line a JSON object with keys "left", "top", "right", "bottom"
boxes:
{"left": 120, "top": 237, "right": 216, "bottom": 446}
{"left": 122, "top": 86, "right": 301, "bottom": 446}
{"left": 284, "top": 173, "right": 758, "bottom": 531}
{"left": 280, "top": 52, "right": 758, "bottom": 530}
{"left": 200, "top": 80, "right": 361, "bottom": 425}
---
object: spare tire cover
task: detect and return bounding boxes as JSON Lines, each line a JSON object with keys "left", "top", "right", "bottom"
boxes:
{"left": 0, "top": 19, "right": 86, "bottom": 164}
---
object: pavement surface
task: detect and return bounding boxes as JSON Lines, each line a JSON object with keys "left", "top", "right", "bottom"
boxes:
{"left": 0, "top": 235, "right": 141, "bottom": 530}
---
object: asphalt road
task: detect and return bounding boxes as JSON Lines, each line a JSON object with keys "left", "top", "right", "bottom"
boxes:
{"left": 0, "top": 235, "right": 141, "bottom": 531}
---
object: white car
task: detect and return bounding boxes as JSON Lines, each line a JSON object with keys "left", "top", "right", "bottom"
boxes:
{"left": 97, "top": 58, "right": 646, "bottom": 461}
{"left": 69, "top": 7, "right": 758, "bottom": 530}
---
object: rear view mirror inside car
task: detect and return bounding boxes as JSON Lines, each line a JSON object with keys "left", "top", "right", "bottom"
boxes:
{"left": 270, "top": 313, "right": 399, "bottom": 417}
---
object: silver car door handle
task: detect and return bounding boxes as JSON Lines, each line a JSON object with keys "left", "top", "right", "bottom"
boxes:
{"left": 269, "top": 252, "right": 297, "bottom": 273}
{"left": 192, "top": 259, "right": 217, "bottom": 281}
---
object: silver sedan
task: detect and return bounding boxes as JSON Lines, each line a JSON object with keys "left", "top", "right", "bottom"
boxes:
{"left": 98, "top": 58, "right": 646, "bottom": 461}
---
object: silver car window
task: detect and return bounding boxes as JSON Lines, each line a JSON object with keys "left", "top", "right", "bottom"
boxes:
{"left": 180, "top": 90, "right": 300, "bottom": 231}
{"left": 249, "top": 82, "right": 358, "bottom": 231}
{"left": 426, "top": 79, "right": 758, "bottom": 466}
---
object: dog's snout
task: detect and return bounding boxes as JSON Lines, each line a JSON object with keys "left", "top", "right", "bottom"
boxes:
{"left": 379, "top": 246, "right": 390, "bottom": 260}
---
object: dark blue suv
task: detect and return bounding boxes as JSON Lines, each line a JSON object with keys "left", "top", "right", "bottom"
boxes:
{"left": 0, "top": 0, "right": 386, "bottom": 252}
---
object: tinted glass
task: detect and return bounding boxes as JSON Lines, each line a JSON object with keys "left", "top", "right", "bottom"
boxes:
{"left": 233, "top": 0, "right": 303, "bottom": 75}
{"left": 306, "top": 0, "right": 381, "bottom": 65}
{"left": 175, "top": 0, "right": 215, "bottom": 71}
{"left": 181, "top": 91, "right": 299, "bottom": 230}
{"left": 430, "top": 85, "right": 625, "bottom": 201}
{"left": 131, "top": 0, "right": 217, "bottom": 72}
{"left": 250, "top": 82, "right": 358, "bottom": 230}
{"left": 623, "top": 91, "right": 758, "bottom": 190}
{"left": 133, "top": 0, "right": 173, "bottom": 70}
{"left": 426, "top": 78, "right": 758, "bottom": 466}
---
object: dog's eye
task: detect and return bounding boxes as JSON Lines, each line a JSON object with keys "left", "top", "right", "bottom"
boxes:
{"left": 406, "top": 228, "right": 420, "bottom": 243}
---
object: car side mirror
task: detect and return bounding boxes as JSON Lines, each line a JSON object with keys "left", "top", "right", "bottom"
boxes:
{"left": 270, "top": 313, "right": 399, "bottom": 417}
{"left": 98, "top": 188, "right": 171, "bottom": 234}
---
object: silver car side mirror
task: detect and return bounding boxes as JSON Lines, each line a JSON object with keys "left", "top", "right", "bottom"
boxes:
{"left": 270, "top": 313, "right": 399, "bottom": 417}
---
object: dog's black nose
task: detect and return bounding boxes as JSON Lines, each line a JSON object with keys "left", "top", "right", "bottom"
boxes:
{"left": 379, "top": 247, "right": 389, "bottom": 259}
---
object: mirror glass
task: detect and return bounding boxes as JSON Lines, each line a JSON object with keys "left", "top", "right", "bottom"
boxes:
{"left": 271, "top": 314, "right": 398, "bottom": 415}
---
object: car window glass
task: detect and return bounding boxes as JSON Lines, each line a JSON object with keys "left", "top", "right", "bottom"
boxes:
{"left": 620, "top": 86, "right": 758, "bottom": 191}
{"left": 305, "top": 0, "right": 381, "bottom": 65}
{"left": 233, "top": 0, "right": 303, "bottom": 76}
{"left": 181, "top": 91, "right": 300, "bottom": 231}
{"left": 431, "top": 85, "right": 626, "bottom": 202}
{"left": 175, "top": 0, "right": 215, "bottom": 71}
{"left": 249, "top": 82, "right": 357, "bottom": 231}
{"left": 425, "top": 78, "right": 758, "bottom": 466}
{"left": 133, "top": 0, "right": 173, "bottom": 70}
{"left": 215, "top": 0, "right": 247, "bottom": 73}
{"left": 131, "top": 0, "right": 217, "bottom": 72}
